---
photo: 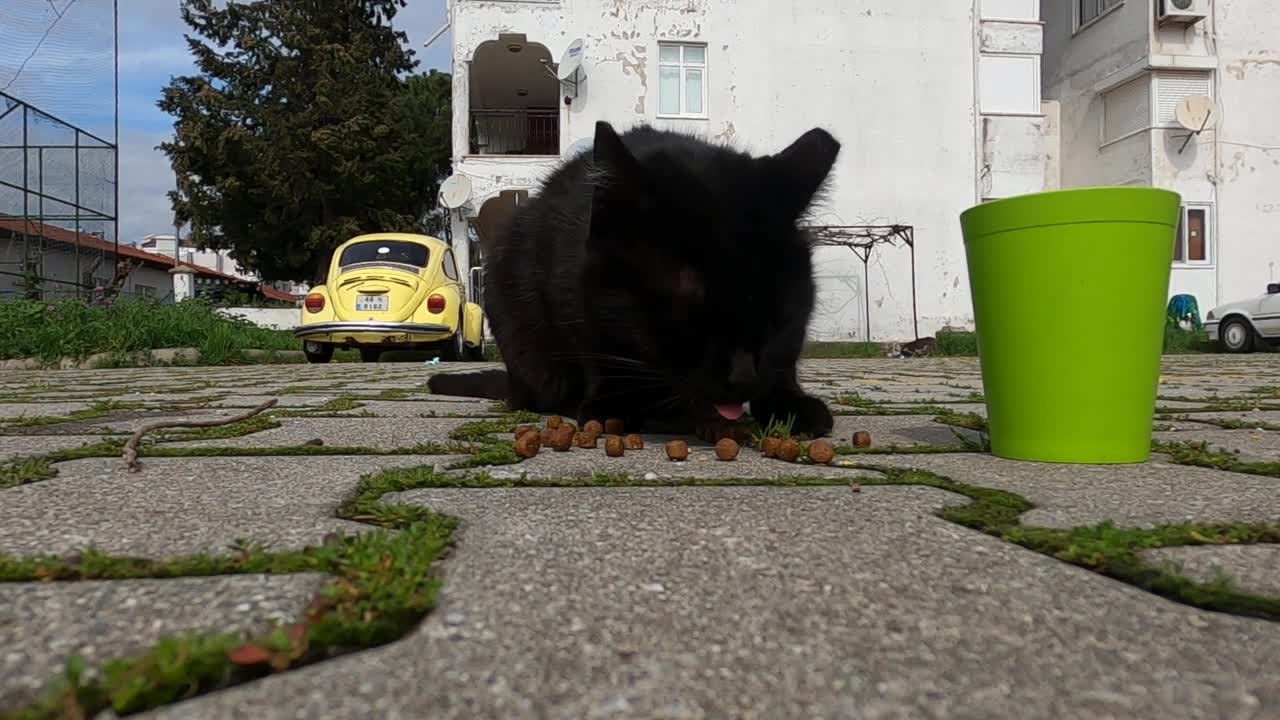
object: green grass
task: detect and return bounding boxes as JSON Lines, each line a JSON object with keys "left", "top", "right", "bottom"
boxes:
{"left": 0, "top": 299, "right": 298, "bottom": 364}
{"left": 801, "top": 341, "right": 885, "bottom": 359}
{"left": 801, "top": 329, "right": 981, "bottom": 358}
{"left": 934, "top": 328, "right": 978, "bottom": 356}
{"left": 1163, "top": 322, "right": 1213, "bottom": 354}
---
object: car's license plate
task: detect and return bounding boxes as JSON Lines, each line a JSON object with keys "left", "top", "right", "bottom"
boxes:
{"left": 355, "top": 294, "right": 389, "bottom": 312}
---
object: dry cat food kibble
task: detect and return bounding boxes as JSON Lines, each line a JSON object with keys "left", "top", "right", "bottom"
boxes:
{"left": 550, "top": 426, "right": 575, "bottom": 452}
{"left": 807, "top": 439, "right": 835, "bottom": 465}
{"left": 665, "top": 439, "right": 690, "bottom": 461}
{"left": 623, "top": 433, "right": 645, "bottom": 450}
{"left": 715, "top": 438, "right": 740, "bottom": 461}
{"left": 575, "top": 431, "right": 599, "bottom": 449}
{"left": 583, "top": 420, "right": 604, "bottom": 437}
{"left": 605, "top": 435, "right": 625, "bottom": 457}
{"left": 514, "top": 433, "right": 541, "bottom": 458}
{"left": 852, "top": 431, "right": 872, "bottom": 448}
{"left": 761, "top": 436, "right": 782, "bottom": 459}
{"left": 777, "top": 439, "right": 802, "bottom": 463}
{"left": 546, "top": 416, "right": 563, "bottom": 430}
{"left": 604, "top": 418, "right": 626, "bottom": 435}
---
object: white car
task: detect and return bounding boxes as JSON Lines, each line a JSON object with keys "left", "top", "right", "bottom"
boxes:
{"left": 1204, "top": 283, "right": 1280, "bottom": 353}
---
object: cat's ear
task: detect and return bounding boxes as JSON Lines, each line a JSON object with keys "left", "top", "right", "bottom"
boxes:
{"left": 589, "top": 121, "right": 655, "bottom": 241}
{"left": 590, "top": 121, "right": 644, "bottom": 180}
{"left": 760, "top": 128, "right": 841, "bottom": 220}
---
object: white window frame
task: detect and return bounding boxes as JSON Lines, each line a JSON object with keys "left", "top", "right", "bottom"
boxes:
{"left": 656, "top": 42, "right": 708, "bottom": 120}
{"left": 1173, "top": 203, "right": 1213, "bottom": 267}
{"left": 1075, "top": 0, "right": 1123, "bottom": 33}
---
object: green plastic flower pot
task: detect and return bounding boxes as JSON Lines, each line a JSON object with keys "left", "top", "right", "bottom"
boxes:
{"left": 959, "top": 187, "right": 1181, "bottom": 464}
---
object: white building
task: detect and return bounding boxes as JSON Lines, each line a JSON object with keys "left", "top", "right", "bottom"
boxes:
{"left": 444, "top": 0, "right": 1056, "bottom": 341}
{"left": 137, "top": 234, "right": 309, "bottom": 298}
{"left": 1042, "top": 0, "right": 1278, "bottom": 314}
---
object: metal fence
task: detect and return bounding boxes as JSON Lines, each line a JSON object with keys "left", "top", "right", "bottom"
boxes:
{"left": 469, "top": 109, "right": 559, "bottom": 155}
{"left": 0, "top": 0, "right": 119, "bottom": 301}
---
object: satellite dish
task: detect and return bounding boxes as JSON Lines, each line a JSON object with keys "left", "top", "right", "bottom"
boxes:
{"left": 439, "top": 174, "right": 472, "bottom": 210}
{"left": 565, "top": 137, "right": 593, "bottom": 158}
{"left": 1175, "top": 95, "right": 1218, "bottom": 132}
{"left": 557, "top": 38, "right": 585, "bottom": 81}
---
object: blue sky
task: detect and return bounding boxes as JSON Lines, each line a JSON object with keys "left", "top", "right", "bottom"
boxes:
{"left": 1, "top": 0, "right": 450, "bottom": 244}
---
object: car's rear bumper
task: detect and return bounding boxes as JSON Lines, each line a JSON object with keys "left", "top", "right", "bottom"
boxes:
{"left": 1204, "top": 320, "right": 1219, "bottom": 342}
{"left": 295, "top": 321, "right": 451, "bottom": 340}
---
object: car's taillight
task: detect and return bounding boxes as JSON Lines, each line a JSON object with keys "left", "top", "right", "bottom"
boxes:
{"left": 427, "top": 294, "right": 446, "bottom": 314}
{"left": 304, "top": 293, "right": 325, "bottom": 313}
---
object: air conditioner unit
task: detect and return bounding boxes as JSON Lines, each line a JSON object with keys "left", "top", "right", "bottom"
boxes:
{"left": 1158, "top": 0, "right": 1208, "bottom": 26}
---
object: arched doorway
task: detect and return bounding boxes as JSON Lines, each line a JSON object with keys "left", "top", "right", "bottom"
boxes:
{"left": 465, "top": 189, "right": 530, "bottom": 307}
{"left": 468, "top": 34, "right": 560, "bottom": 155}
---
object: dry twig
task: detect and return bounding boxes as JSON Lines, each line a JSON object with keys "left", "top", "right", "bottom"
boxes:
{"left": 122, "top": 399, "right": 279, "bottom": 472}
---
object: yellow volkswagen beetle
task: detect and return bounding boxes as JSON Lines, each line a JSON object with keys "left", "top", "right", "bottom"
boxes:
{"left": 295, "top": 233, "right": 486, "bottom": 363}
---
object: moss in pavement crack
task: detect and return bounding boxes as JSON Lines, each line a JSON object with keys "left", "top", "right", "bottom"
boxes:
{"left": 1154, "top": 440, "right": 1280, "bottom": 479}
{"left": 1, "top": 400, "right": 145, "bottom": 428}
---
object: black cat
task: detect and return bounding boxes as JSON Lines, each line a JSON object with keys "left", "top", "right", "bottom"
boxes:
{"left": 428, "top": 120, "right": 841, "bottom": 436}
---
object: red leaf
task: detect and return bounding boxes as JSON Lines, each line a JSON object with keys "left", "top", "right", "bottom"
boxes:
{"left": 227, "top": 643, "right": 271, "bottom": 666}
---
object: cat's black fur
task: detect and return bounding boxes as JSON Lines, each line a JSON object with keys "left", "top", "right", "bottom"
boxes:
{"left": 428, "top": 121, "right": 841, "bottom": 436}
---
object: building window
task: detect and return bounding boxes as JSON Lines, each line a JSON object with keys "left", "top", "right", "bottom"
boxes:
{"left": 658, "top": 43, "right": 706, "bottom": 118}
{"left": 136, "top": 284, "right": 157, "bottom": 298}
{"left": 1079, "top": 0, "right": 1122, "bottom": 28}
{"left": 1173, "top": 204, "right": 1211, "bottom": 265}
{"left": 1101, "top": 74, "right": 1151, "bottom": 145}
{"left": 1154, "top": 70, "right": 1212, "bottom": 127}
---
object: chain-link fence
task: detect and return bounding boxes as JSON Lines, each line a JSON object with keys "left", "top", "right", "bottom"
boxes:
{"left": 0, "top": 0, "right": 118, "bottom": 301}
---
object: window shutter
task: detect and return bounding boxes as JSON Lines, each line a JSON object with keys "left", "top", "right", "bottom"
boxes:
{"left": 1103, "top": 75, "right": 1150, "bottom": 143}
{"left": 1155, "top": 70, "right": 1212, "bottom": 125}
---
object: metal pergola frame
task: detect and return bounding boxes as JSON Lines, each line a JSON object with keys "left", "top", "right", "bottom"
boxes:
{"left": 807, "top": 224, "right": 918, "bottom": 342}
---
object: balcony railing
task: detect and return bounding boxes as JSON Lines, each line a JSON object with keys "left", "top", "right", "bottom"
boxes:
{"left": 469, "top": 109, "right": 559, "bottom": 156}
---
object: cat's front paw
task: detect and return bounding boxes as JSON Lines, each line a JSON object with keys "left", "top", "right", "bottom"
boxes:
{"left": 752, "top": 394, "right": 834, "bottom": 438}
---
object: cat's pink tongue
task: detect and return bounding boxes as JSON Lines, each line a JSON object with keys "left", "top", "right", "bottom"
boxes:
{"left": 714, "top": 403, "right": 746, "bottom": 421}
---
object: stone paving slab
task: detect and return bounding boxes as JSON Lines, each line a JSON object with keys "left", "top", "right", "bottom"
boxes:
{"left": 1142, "top": 545, "right": 1280, "bottom": 598}
{"left": 841, "top": 453, "right": 1280, "bottom": 529}
{"left": 0, "top": 573, "right": 329, "bottom": 708}
{"left": 346, "top": 400, "right": 502, "bottom": 417}
{"left": 832, "top": 415, "right": 981, "bottom": 447}
{"left": 138, "top": 485, "right": 1280, "bottom": 720}
{"left": 490, "top": 443, "right": 884, "bottom": 483}
{"left": 3, "top": 356, "right": 1280, "bottom": 719}
{"left": 0, "top": 455, "right": 466, "bottom": 557}
{"left": 0, "top": 436, "right": 113, "bottom": 462}
{"left": 0, "top": 402, "right": 92, "bottom": 421}
{"left": 168, "top": 418, "right": 473, "bottom": 450}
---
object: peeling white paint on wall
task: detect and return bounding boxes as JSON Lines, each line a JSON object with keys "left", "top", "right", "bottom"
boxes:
{"left": 449, "top": 0, "right": 1053, "bottom": 341}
